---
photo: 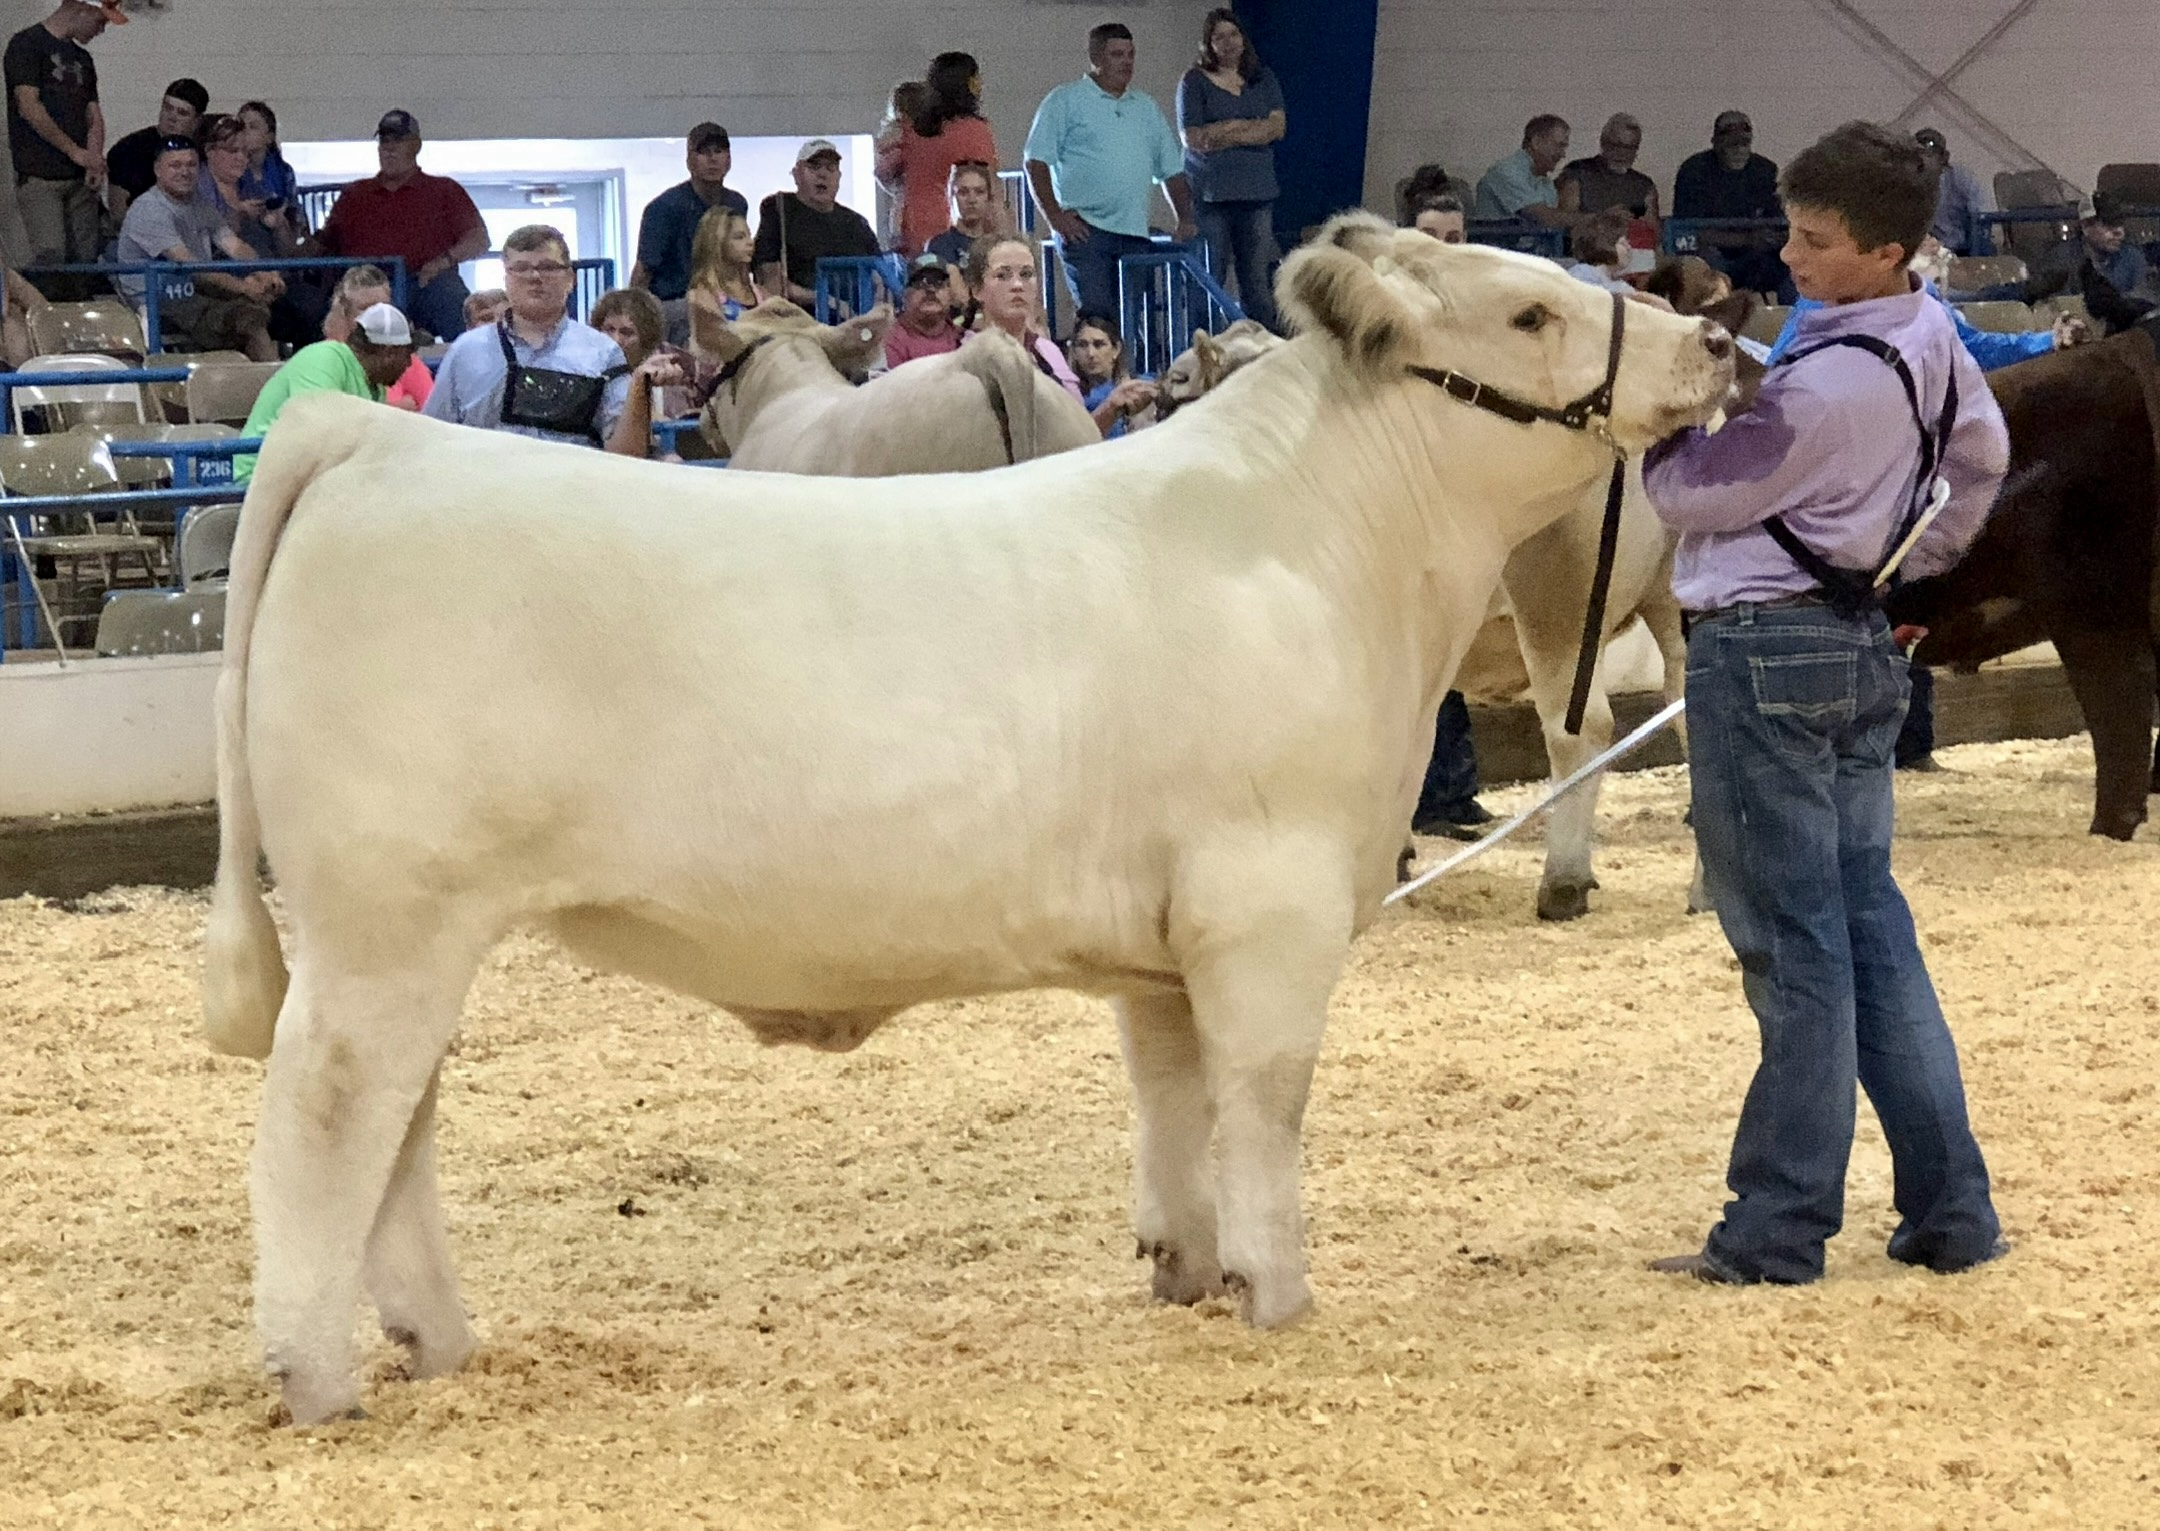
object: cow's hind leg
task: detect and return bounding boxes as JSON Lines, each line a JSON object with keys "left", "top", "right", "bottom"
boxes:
{"left": 2054, "top": 627, "right": 2156, "bottom": 839}
{"left": 252, "top": 926, "right": 484, "bottom": 1425}
{"left": 1115, "top": 992, "right": 1222, "bottom": 1305}
{"left": 1175, "top": 855, "right": 1350, "bottom": 1329}
{"left": 364, "top": 1065, "right": 475, "bottom": 1381}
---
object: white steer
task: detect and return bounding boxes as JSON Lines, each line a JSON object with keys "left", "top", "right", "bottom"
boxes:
{"left": 204, "top": 212, "right": 1731, "bottom": 1424}
{"left": 696, "top": 299, "right": 1101, "bottom": 472}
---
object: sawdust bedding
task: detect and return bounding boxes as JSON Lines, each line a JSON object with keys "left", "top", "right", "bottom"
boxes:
{"left": 2, "top": 734, "right": 2156, "bottom": 1529}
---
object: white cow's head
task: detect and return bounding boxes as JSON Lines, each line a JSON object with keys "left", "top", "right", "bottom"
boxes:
{"left": 1277, "top": 213, "right": 1732, "bottom": 453}
{"left": 1156, "top": 318, "right": 1283, "bottom": 418}
{"left": 695, "top": 299, "right": 894, "bottom": 456}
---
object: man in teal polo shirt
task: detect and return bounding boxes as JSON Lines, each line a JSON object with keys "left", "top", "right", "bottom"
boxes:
{"left": 235, "top": 301, "right": 415, "bottom": 480}
{"left": 1024, "top": 21, "right": 1196, "bottom": 323}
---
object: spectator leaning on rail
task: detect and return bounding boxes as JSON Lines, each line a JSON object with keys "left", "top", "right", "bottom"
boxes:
{"left": 312, "top": 110, "right": 488, "bottom": 342}
{"left": 322, "top": 262, "right": 432, "bottom": 409}
{"left": 1559, "top": 113, "right": 1660, "bottom": 258}
{"left": 885, "top": 251, "right": 964, "bottom": 369}
{"left": 630, "top": 122, "right": 748, "bottom": 347}
{"left": 1914, "top": 127, "right": 1992, "bottom": 257}
{"left": 235, "top": 301, "right": 415, "bottom": 482}
{"left": 104, "top": 75, "right": 205, "bottom": 216}
{"left": 1642, "top": 120, "right": 2009, "bottom": 1288}
{"left": 4, "top": 0, "right": 121, "bottom": 274}
{"left": 1474, "top": 114, "right": 1572, "bottom": 230}
{"left": 1064, "top": 309, "right": 1155, "bottom": 438}
{"left": 114, "top": 135, "right": 280, "bottom": 361}
{"left": 1176, "top": 8, "right": 1286, "bottom": 332}
{"left": 1672, "top": 110, "right": 1788, "bottom": 297}
{"left": 1024, "top": 21, "right": 1197, "bottom": 326}
{"left": 752, "top": 138, "right": 879, "bottom": 311}
{"left": 879, "top": 52, "right": 998, "bottom": 260}
{"left": 424, "top": 223, "right": 682, "bottom": 456}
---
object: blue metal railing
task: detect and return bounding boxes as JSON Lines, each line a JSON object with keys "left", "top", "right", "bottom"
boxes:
{"left": 0, "top": 364, "right": 191, "bottom": 425}
{"left": 1118, "top": 246, "right": 1246, "bottom": 378}
{"left": 813, "top": 255, "right": 907, "bottom": 323}
{"left": 19, "top": 257, "right": 410, "bottom": 353}
{"left": 1661, "top": 217, "right": 1789, "bottom": 256}
{"left": 998, "top": 169, "right": 1040, "bottom": 237}
{"left": 1468, "top": 220, "right": 1565, "bottom": 259}
{"left": 1977, "top": 207, "right": 2080, "bottom": 258}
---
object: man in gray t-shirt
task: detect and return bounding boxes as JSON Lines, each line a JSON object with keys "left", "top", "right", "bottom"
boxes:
{"left": 114, "top": 136, "right": 280, "bottom": 359}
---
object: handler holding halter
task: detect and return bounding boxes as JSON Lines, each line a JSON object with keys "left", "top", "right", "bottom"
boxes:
{"left": 1641, "top": 122, "right": 2009, "bottom": 1286}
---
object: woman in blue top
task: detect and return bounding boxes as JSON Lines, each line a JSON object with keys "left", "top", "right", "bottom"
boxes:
{"left": 236, "top": 102, "right": 304, "bottom": 238}
{"left": 1176, "top": 9, "right": 1286, "bottom": 332}
{"left": 1065, "top": 311, "right": 1156, "bottom": 439}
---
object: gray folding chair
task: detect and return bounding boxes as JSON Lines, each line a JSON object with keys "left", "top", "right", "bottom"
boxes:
{"left": 186, "top": 362, "right": 282, "bottom": 426}
{"left": 93, "top": 585, "right": 226, "bottom": 655}
{"left": 0, "top": 433, "right": 162, "bottom": 644}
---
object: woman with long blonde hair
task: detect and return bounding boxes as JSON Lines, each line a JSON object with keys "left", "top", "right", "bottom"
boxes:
{"left": 686, "top": 206, "right": 766, "bottom": 342}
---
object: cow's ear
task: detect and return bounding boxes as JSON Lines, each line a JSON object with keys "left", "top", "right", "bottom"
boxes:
{"left": 1279, "top": 213, "right": 1414, "bottom": 374}
{"left": 1193, "top": 329, "right": 1226, "bottom": 385}
{"left": 692, "top": 305, "right": 748, "bottom": 367}
{"left": 819, "top": 304, "right": 892, "bottom": 375}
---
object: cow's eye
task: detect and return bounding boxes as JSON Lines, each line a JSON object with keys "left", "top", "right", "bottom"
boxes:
{"left": 1511, "top": 305, "right": 1548, "bottom": 333}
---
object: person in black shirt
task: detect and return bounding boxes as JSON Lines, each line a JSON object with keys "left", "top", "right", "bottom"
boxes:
{"left": 1672, "top": 110, "right": 1788, "bottom": 297}
{"left": 4, "top": 0, "right": 121, "bottom": 272}
{"left": 104, "top": 74, "right": 206, "bottom": 216}
{"left": 752, "top": 138, "right": 880, "bottom": 310}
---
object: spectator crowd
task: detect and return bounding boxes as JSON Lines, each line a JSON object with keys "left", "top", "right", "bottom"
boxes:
{"left": 4, "top": 0, "right": 2155, "bottom": 463}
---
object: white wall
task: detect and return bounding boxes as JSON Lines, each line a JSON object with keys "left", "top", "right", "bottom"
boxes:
{"left": 1367, "top": 0, "right": 2160, "bottom": 216}
{"left": 16, "top": 1, "right": 1196, "bottom": 188}
{"left": 0, "top": 654, "right": 216, "bottom": 817}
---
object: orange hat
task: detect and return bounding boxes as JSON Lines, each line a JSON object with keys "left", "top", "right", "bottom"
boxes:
{"left": 72, "top": 0, "right": 128, "bottom": 24}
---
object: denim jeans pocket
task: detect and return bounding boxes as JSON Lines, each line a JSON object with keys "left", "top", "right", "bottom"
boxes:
{"left": 1748, "top": 651, "right": 1858, "bottom": 757}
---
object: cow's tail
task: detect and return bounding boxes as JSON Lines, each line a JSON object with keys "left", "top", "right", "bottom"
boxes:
{"left": 958, "top": 330, "right": 1044, "bottom": 464}
{"left": 202, "top": 399, "right": 366, "bottom": 1058}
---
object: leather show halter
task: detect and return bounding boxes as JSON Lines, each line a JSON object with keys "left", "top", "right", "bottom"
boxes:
{"left": 1406, "top": 288, "right": 1630, "bottom": 737}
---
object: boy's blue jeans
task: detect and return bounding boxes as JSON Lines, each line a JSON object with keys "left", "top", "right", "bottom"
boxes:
{"left": 1686, "top": 601, "right": 2000, "bottom": 1283}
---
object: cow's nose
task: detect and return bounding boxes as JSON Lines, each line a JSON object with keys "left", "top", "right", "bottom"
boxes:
{"left": 1700, "top": 321, "right": 1734, "bottom": 361}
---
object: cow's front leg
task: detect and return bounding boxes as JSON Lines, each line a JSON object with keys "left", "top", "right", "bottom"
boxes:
{"left": 364, "top": 1065, "right": 475, "bottom": 1381}
{"left": 1116, "top": 992, "right": 1222, "bottom": 1305}
{"left": 1175, "top": 856, "right": 1350, "bottom": 1329}
{"left": 1533, "top": 682, "right": 1611, "bottom": 922}
{"left": 253, "top": 939, "right": 475, "bottom": 1426}
{"left": 2053, "top": 626, "right": 2156, "bottom": 839}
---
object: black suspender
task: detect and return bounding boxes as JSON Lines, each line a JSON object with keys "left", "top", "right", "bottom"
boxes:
{"left": 1761, "top": 334, "right": 1959, "bottom": 615}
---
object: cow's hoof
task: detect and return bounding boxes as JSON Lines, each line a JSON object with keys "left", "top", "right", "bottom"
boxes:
{"left": 1536, "top": 882, "right": 1592, "bottom": 922}
{"left": 1140, "top": 1240, "right": 1223, "bottom": 1306}
{"left": 1223, "top": 1269, "right": 1313, "bottom": 1329}
{"left": 275, "top": 1378, "right": 366, "bottom": 1429}
{"left": 2090, "top": 814, "right": 2143, "bottom": 842}
{"left": 382, "top": 1322, "right": 476, "bottom": 1382}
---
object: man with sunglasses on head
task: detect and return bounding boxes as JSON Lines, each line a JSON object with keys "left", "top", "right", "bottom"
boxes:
{"left": 424, "top": 223, "right": 682, "bottom": 457}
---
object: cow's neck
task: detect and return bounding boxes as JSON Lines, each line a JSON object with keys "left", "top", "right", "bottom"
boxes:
{"left": 735, "top": 335, "right": 857, "bottom": 422}
{"left": 1224, "top": 338, "right": 1624, "bottom": 700}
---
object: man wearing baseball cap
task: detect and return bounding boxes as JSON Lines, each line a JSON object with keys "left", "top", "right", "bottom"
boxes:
{"left": 312, "top": 108, "right": 489, "bottom": 342}
{"left": 752, "top": 137, "right": 879, "bottom": 309}
{"left": 1914, "top": 128, "right": 1992, "bottom": 256}
{"left": 4, "top": 0, "right": 126, "bottom": 275}
{"left": 885, "top": 251, "right": 962, "bottom": 369}
{"left": 235, "top": 301, "right": 417, "bottom": 481}
{"left": 631, "top": 121, "right": 749, "bottom": 344}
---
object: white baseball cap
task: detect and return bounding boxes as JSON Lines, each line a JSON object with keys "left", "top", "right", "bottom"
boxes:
{"left": 353, "top": 302, "right": 413, "bottom": 347}
{"left": 795, "top": 137, "right": 842, "bottom": 166}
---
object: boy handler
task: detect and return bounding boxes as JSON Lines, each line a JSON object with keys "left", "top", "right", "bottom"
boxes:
{"left": 1642, "top": 121, "right": 2010, "bottom": 1285}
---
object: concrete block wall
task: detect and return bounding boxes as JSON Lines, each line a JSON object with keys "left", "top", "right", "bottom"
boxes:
{"left": 1366, "top": 0, "right": 2160, "bottom": 219}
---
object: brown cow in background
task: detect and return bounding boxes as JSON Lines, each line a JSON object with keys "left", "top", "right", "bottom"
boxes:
{"left": 1888, "top": 326, "right": 2160, "bottom": 839}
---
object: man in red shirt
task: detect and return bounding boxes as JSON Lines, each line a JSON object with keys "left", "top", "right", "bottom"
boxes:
{"left": 884, "top": 252, "right": 962, "bottom": 369}
{"left": 312, "top": 110, "right": 488, "bottom": 341}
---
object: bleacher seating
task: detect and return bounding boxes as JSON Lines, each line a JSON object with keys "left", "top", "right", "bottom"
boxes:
{"left": 8, "top": 354, "right": 148, "bottom": 433}
{"left": 27, "top": 301, "right": 147, "bottom": 364}
{"left": 0, "top": 433, "right": 161, "bottom": 644}
{"left": 1946, "top": 254, "right": 2026, "bottom": 293}
{"left": 1954, "top": 300, "right": 2040, "bottom": 333}
{"left": 185, "top": 362, "right": 281, "bottom": 426}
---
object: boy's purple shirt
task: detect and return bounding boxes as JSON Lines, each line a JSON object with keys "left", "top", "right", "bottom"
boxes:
{"left": 1643, "top": 279, "right": 2011, "bottom": 612}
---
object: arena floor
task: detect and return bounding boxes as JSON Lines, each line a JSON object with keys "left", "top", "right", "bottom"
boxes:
{"left": 4, "top": 735, "right": 2156, "bottom": 1528}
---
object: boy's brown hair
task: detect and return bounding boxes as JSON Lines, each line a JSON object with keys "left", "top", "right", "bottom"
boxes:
{"left": 1779, "top": 121, "right": 1937, "bottom": 265}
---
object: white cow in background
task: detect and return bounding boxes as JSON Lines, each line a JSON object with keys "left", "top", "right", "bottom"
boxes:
{"left": 695, "top": 299, "right": 1100, "bottom": 473}
{"left": 1160, "top": 322, "right": 1696, "bottom": 921}
{"left": 204, "top": 213, "right": 1732, "bottom": 1424}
